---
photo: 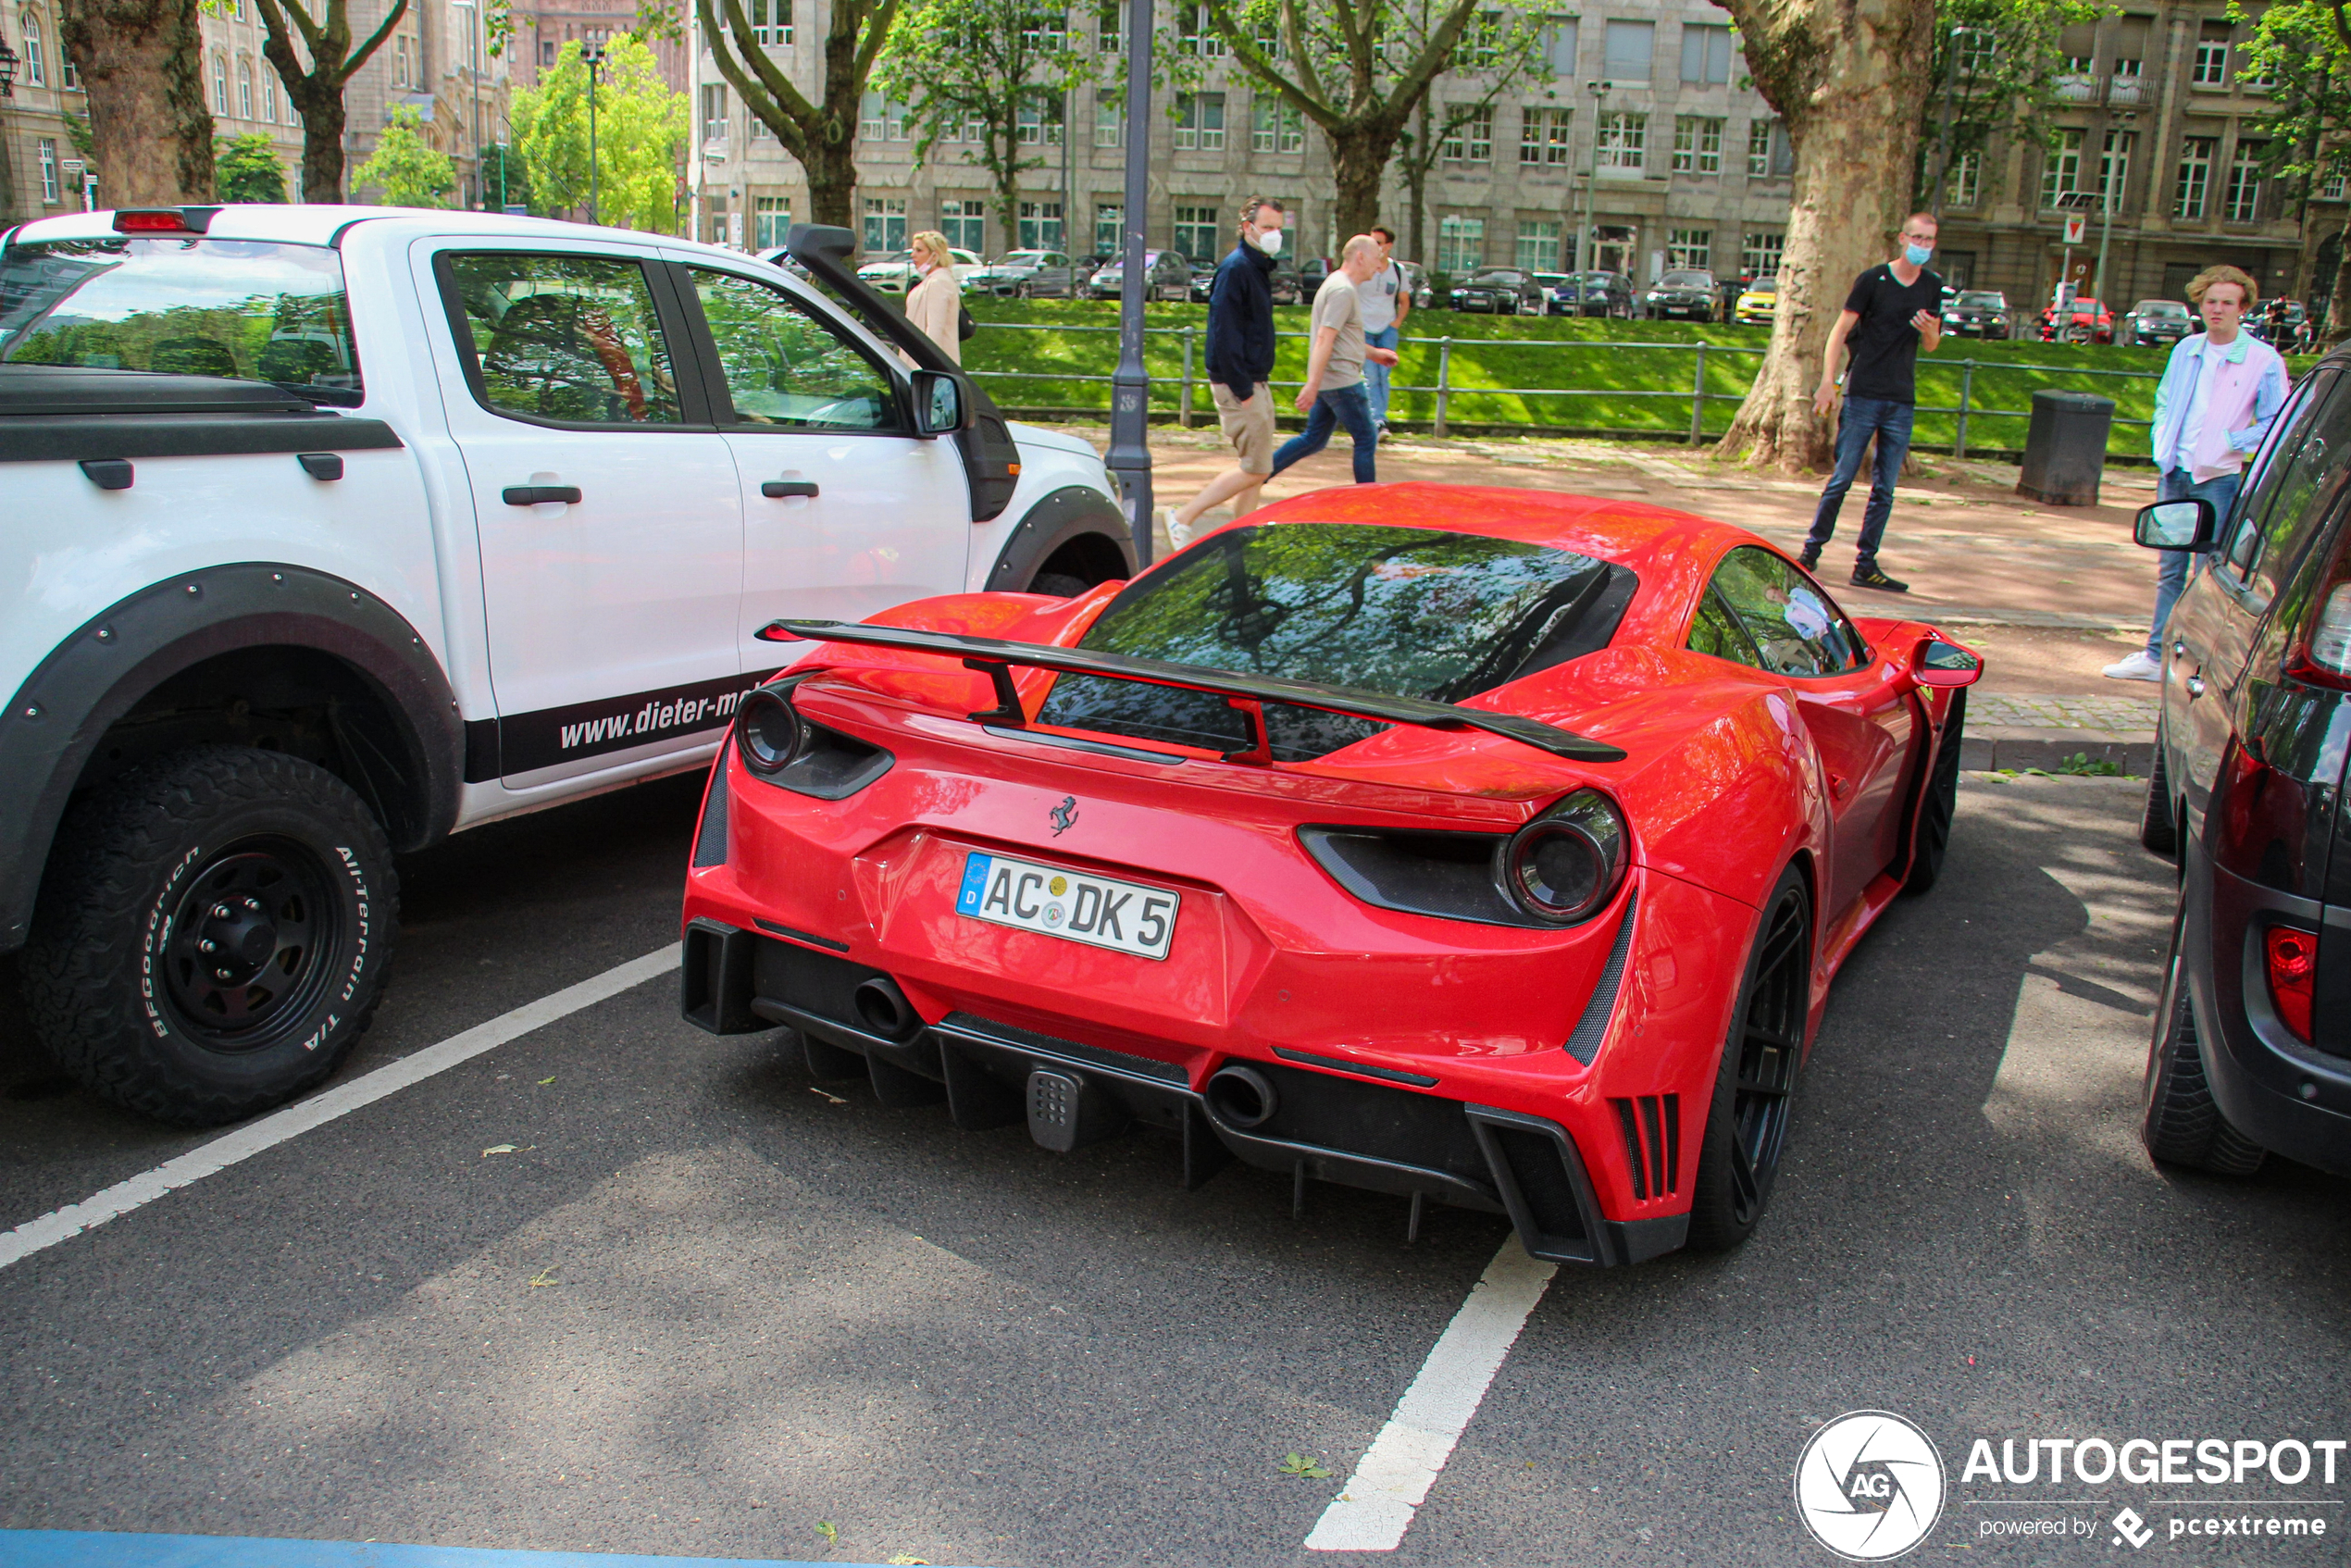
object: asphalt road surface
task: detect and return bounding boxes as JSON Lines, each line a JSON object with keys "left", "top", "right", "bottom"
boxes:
{"left": 1, "top": 773, "right": 2345, "bottom": 1566}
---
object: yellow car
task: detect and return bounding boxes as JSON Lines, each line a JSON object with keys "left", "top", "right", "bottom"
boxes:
{"left": 1734, "top": 276, "right": 1778, "bottom": 325}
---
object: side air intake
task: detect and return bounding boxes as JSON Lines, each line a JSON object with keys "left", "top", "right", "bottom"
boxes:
{"left": 1611, "top": 1093, "right": 1681, "bottom": 1201}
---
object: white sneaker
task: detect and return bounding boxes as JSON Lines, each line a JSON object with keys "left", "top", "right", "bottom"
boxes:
{"left": 2102, "top": 650, "right": 2161, "bottom": 682}
{"left": 1163, "top": 507, "right": 1192, "bottom": 550}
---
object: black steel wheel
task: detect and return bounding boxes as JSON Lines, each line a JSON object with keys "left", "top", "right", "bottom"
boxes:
{"left": 1904, "top": 689, "right": 1966, "bottom": 894}
{"left": 1687, "top": 869, "right": 1811, "bottom": 1250}
{"left": 159, "top": 838, "right": 342, "bottom": 1047}
{"left": 2141, "top": 892, "right": 2266, "bottom": 1174}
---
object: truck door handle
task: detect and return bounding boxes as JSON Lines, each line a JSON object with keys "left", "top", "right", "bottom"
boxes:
{"left": 503, "top": 485, "right": 581, "bottom": 506}
{"left": 760, "top": 480, "right": 820, "bottom": 499}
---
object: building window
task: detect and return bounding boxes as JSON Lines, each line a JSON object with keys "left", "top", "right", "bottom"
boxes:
{"left": 540, "top": 38, "right": 555, "bottom": 66}
{"left": 1175, "top": 93, "right": 1225, "bottom": 151}
{"left": 1679, "top": 22, "right": 1730, "bottom": 84}
{"left": 2039, "top": 127, "right": 2084, "bottom": 207}
{"left": 1515, "top": 218, "right": 1561, "bottom": 270}
{"left": 1543, "top": 16, "right": 1577, "bottom": 73}
{"left": 1944, "top": 148, "right": 1980, "bottom": 206}
{"left": 702, "top": 83, "right": 728, "bottom": 147}
{"left": 1095, "top": 0, "right": 1119, "bottom": 53}
{"left": 1020, "top": 5, "right": 1064, "bottom": 50}
{"left": 212, "top": 51, "right": 228, "bottom": 112}
{"left": 1741, "top": 230, "right": 1784, "bottom": 280}
{"left": 1251, "top": 95, "right": 1303, "bottom": 154}
{"left": 2096, "top": 129, "right": 2133, "bottom": 212}
{"left": 1173, "top": 204, "right": 1220, "bottom": 260}
{"left": 38, "top": 138, "right": 59, "bottom": 204}
{"left": 394, "top": 34, "right": 410, "bottom": 86}
{"left": 1672, "top": 116, "right": 1723, "bottom": 174}
{"left": 1095, "top": 92, "right": 1123, "bottom": 147}
{"left": 1597, "top": 112, "right": 1646, "bottom": 173}
{"left": 754, "top": 195, "right": 791, "bottom": 249}
{"left": 863, "top": 196, "right": 907, "bottom": 254}
{"left": 1019, "top": 199, "right": 1064, "bottom": 250}
{"left": 1521, "top": 106, "right": 1572, "bottom": 166}
{"left": 2324, "top": 155, "right": 2348, "bottom": 202}
{"left": 260, "top": 68, "right": 276, "bottom": 122}
{"left": 59, "top": 27, "right": 73, "bottom": 89}
{"left": 1603, "top": 19, "right": 1652, "bottom": 81}
{"left": 2226, "top": 140, "right": 2265, "bottom": 221}
{"left": 2192, "top": 34, "right": 2228, "bottom": 86}
{"left": 1437, "top": 215, "right": 1485, "bottom": 272}
{"left": 2175, "top": 136, "right": 2216, "bottom": 218}
{"left": 1667, "top": 227, "right": 1710, "bottom": 271}
{"left": 1442, "top": 105, "right": 1493, "bottom": 162}
{"left": 21, "top": 9, "right": 45, "bottom": 86}
{"left": 1094, "top": 201, "right": 1122, "bottom": 255}
{"left": 238, "top": 56, "right": 253, "bottom": 118}
{"left": 859, "top": 92, "right": 885, "bottom": 140}
{"left": 2112, "top": 56, "right": 2141, "bottom": 80}
{"left": 1747, "top": 118, "right": 1775, "bottom": 177}
{"left": 940, "top": 197, "right": 984, "bottom": 252}
{"left": 748, "top": 0, "right": 790, "bottom": 46}
{"left": 1177, "top": 3, "right": 1224, "bottom": 56}
{"left": 1016, "top": 94, "right": 1064, "bottom": 145}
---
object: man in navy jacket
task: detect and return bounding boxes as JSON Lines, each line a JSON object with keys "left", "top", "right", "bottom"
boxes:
{"left": 1164, "top": 197, "right": 1286, "bottom": 547}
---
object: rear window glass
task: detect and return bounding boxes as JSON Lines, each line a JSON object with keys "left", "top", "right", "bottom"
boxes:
{"left": 0, "top": 237, "right": 361, "bottom": 404}
{"left": 1036, "top": 523, "right": 1635, "bottom": 761}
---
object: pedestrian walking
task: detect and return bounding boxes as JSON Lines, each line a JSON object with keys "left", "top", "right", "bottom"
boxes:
{"left": 1163, "top": 197, "right": 1287, "bottom": 549}
{"left": 2103, "top": 265, "right": 2288, "bottom": 683}
{"left": 1800, "top": 212, "right": 1946, "bottom": 592}
{"left": 902, "top": 230, "right": 964, "bottom": 366}
{"left": 1361, "top": 225, "right": 1411, "bottom": 436}
{"left": 1268, "top": 234, "right": 1399, "bottom": 486}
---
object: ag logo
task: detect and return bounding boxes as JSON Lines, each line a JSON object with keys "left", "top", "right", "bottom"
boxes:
{"left": 1793, "top": 1411, "right": 1946, "bottom": 1561}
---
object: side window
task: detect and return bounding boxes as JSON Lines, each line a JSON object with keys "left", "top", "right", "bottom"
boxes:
{"left": 1710, "top": 547, "right": 1870, "bottom": 678}
{"left": 2231, "top": 376, "right": 2351, "bottom": 609}
{"left": 2220, "top": 370, "right": 2332, "bottom": 579}
{"left": 445, "top": 252, "right": 682, "bottom": 425}
{"left": 690, "top": 268, "right": 906, "bottom": 432}
{"left": 1688, "top": 589, "right": 1763, "bottom": 667}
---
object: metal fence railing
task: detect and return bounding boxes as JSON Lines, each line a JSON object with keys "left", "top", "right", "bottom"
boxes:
{"left": 963, "top": 321, "right": 2165, "bottom": 457}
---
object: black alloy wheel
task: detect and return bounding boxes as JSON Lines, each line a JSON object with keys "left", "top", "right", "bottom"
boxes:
{"left": 1687, "top": 870, "right": 1811, "bottom": 1250}
{"left": 1903, "top": 689, "right": 1966, "bottom": 894}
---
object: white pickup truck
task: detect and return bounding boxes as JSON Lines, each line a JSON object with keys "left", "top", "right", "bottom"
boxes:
{"left": 0, "top": 204, "right": 1132, "bottom": 1126}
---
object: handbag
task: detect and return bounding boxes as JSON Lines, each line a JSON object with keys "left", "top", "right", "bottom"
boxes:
{"left": 958, "top": 305, "right": 976, "bottom": 342}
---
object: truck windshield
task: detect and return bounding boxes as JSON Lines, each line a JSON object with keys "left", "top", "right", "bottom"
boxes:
{"left": 0, "top": 237, "right": 362, "bottom": 405}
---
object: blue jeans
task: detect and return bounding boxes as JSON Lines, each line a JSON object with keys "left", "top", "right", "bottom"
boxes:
{"left": 2146, "top": 467, "right": 2238, "bottom": 657}
{"left": 1363, "top": 325, "right": 1399, "bottom": 428}
{"left": 1804, "top": 396, "right": 1916, "bottom": 566}
{"left": 1271, "top": 381, "right": 1377, "bottom": 483}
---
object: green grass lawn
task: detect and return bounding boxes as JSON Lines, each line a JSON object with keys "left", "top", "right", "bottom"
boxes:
{"left": 963, "top": 298, "right": 2317, "bottom": 459}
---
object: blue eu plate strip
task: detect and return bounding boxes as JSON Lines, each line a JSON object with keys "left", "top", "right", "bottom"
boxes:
{"left": 955, "top": 852, "right": 993, "bottom": 915}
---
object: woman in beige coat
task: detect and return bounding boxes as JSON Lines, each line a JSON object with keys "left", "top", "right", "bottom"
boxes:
{"left": 903, "top": 230, "right": 963, "bottom": 366}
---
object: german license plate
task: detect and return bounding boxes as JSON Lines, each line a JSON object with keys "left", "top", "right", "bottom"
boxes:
{"left": 955, "top": 852, "right": 1179, "bottom": 961}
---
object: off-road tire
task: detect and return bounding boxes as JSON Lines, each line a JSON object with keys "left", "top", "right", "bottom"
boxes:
{"left": 2139, "top": 723, "right": 2179, "bottom": 856}
{"left": 21, "top": 745, "right": 399, "bottom": 1126}
{"left": 2141, "top": 894, "right": 2266, "bottom": 1175}
{"left": 1027, "top": 571, "right": 1090, "bottom": 598}
{"left": 1687, "top": 867, "right": 1811, "bottom": 1251}
{"left": 1904, "top": 689, "right": 1966, "bottom": 894}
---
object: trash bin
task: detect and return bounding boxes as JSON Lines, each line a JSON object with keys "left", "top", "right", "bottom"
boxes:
{"left": 2016, "top": 389, "right": 2116, "bottom": 505}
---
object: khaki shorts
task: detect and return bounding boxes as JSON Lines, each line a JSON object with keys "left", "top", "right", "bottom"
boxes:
{"left": 1212, "top": 380, "right": 1276, "bottom": 475}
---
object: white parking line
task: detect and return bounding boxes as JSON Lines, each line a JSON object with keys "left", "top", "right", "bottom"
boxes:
{"left": 1304, "top": 1239, "right": 1558, "bottom": 1552}
{"left": 0, "top": 943, "right": 678, "bottom": 1274}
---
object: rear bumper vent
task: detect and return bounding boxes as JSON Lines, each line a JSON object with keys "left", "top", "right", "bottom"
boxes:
{"left": 1611, "top": 1093, "right": 1680, "bottom": 1201}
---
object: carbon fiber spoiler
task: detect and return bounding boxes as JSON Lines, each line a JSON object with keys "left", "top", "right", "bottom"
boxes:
{"left": 757, "top": 619, "right": 1627, "bottom": 765}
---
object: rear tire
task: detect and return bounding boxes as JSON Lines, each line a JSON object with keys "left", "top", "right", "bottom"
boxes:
{"left": 1904, "top": 689, "right": 1966, "bottom": 894}
{"left": 1687, "top": 868, "right": 1811, "bottom": 1251}
{"left": 2141, "top": 895, "right": 2267, "bottom": 1175}
{"left": 1027, "top": 571, "right": 1089, "bottom": 597}
{"left": 21, "top": 745, "right": 398, "bottom": 1126}
{"left": 2140, "top": 723, "right": 2179, "bottom": 856}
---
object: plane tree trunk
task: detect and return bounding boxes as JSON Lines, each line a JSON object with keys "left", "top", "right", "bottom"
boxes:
{"left": 58, "top": 0, "right": 214, "bottom": 204}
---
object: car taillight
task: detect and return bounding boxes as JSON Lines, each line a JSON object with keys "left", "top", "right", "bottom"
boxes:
{"left": 734, "top": 687, "right": 806, "bottom": 775}
{"left": 2266, "top": 926, "right": 2317, "bottom": 1041}
{"left": 2291, "top": 583, "right": 2351, "bottom": 688}
{"left": 1499, "top": 789, "right": 1627, "bottom": 925}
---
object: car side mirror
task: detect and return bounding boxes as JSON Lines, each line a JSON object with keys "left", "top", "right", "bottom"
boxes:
{"left": 1913, "top": 637, "right": 1984, "bottom": 689}
{"left": 2134, "top": 497, "right": 2217, "bottom": 551}
{"left": 912, "top": 369, "right": 966, "bottom": 435}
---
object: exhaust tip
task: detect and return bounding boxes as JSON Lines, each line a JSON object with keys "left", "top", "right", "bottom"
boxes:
{"left": 852, "top": 977, "right": 919, "bottom": 1040}
{"left": 1206, "top": 1064, "right": 1278, "bottom": 1129}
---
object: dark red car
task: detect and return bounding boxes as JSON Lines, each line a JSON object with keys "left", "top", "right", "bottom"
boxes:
{"left": 2040, "top": 296, "right": 2116, "bottom": 344}
{"left": 678, "top": 486, "right": 1984, "bottom": 1264}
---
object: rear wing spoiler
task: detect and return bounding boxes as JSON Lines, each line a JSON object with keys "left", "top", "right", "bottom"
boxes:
{"left": 757, "top": 618, "right": 1627, "bottom": 765}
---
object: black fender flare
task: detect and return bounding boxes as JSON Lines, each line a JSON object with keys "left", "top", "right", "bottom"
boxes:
{"left": 0, "top": 563, "right": 463, "bottom": 952}
{"left": 984, "top": 484, "right": 1136, "bottom": 592}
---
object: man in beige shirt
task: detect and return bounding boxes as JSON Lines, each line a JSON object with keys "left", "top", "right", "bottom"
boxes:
{"left": 1268, "top": 234, "right": 1396, "bottom": 484}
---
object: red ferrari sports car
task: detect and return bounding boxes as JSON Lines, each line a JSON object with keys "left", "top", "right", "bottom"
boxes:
{"left": 678, "top": 483, "right": 1982, "bottom": 1264}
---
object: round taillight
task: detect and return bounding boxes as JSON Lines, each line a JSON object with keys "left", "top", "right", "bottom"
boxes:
{"left": 1499, "top": 790, "right": 1626, "bottom": 924}
{"left": 735, "top": 688, "right": 805, "bottom": 775}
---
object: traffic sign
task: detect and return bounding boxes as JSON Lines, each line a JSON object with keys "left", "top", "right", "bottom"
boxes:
{"left": 2063, "top": 213, "right": 2086, "bottom": 244}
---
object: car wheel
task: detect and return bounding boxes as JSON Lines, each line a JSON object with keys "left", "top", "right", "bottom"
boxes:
{"left": 1027, "top": 571, "right": 1090, "bottom": 597}
{"left": 1903, "top": 689, "right": 1966, "bottom": 895}
{"left": 1686, "top": 867, "right": 1810, "bottom": 1251}
{"left": 19, "top": 744, "right": 398, "bottom": 1126}
{"left": 2063, "top": 324, "right": 2092, "bottom": 345}
{"left": 2140, "top": 721, "right": 2179, "bottom": 856}
{"left": 2140, "top": 894, "right": 2267, "bottom": 1175}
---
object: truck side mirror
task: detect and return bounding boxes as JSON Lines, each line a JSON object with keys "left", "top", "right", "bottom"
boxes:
{"left": 2134, "top": 497, "right": 2217, "bottom": 551}
{"left": 912, "top": 369, "right": 966, "bottom": 435}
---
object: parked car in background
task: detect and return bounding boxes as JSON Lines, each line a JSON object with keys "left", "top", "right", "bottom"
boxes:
{"left": 857, "top": 247, "right": 981, "bottom": 294}
{"left": 2252, "top": 299, "right": 2308, "bottom": 347}
{"left": 1187, "top": 256, "right": 1302, "bottom": 306}
{"left": 1734, "top": 275, "right": 1778, "bottom": 326}
{"left": 1531, "top": 272, "right": 1573, "bottom": 314}
{"left": 2132, "top": 355, "right": 2351, "bottom": 1184}
{"left": 1188, "top": 260, "right": 1216, "bottom": 304}
{"left": 1451, "top": 267, "right": 1548, "bottom": 315}
{"left": 1088, "top": 250, "right": 1195, "bottom": 302}
{"left": 1398, "top": 260, "right": 1434, "bottom": 311}
{"left": 970, "top": 251, "right": 1077, "bottom": 299}
{"left": 1942, "top": 290, "right": 2012, "bottom": 340}
{"left": 1644, "top": 269, "right": 1719, "bottom": 322}
{"left": 2121, "top": 299, "right": 2193, "bottom": 348}
{"left": 2041, "top": 297, "right": 2115, "bottom": 344}
{"left": 1298, "top": 256, "right": 1334, "bottom": 292}
{"left": 1553, "top": 271, "right": 1636, "bottom": 319}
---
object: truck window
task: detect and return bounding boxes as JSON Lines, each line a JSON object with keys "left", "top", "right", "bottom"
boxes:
{"left": 688, "top": 268, "right": 906, "bottom": 433}
{"left": 0, "top": 237, "right": 362, "bottom": 404}
{"left": 443, "top": 253, "right": 683, "bottom": 426}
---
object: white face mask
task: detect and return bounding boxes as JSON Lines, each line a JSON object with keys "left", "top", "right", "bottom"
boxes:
{"left": 1253, "top": 227, "right": 1284, "bottom": 256}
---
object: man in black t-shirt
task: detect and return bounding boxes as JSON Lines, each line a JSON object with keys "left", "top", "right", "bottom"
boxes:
{"left": 1801, "top": 213, "right": 1945, "bottom": 592}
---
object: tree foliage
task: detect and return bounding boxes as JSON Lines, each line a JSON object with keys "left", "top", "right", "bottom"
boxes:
{"left": 699, "top": 0, "right": 899, "bottom": 228}
{"left": 1390, "top": 3, "right": 1558, "bottom": 268}
{"left": 872, "top": 0, "right": 1093, "bottom": 247}
{"left": 512, "top": 35, "right": 689, "bottom": 230}
{"left": 216, "top": 132, "right": 290, "bottom": 202}
{"left": 2232, "top": 0, "right": 2351, "bottom": 313}
{"left": 1913, "top": 0, "right": 2106, "bottom": 210}
{"left": 353, "top": 106, "right": 456, "bottom": 207}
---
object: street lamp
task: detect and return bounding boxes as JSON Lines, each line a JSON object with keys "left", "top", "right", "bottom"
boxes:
{"left": 2096, "top": 111, "right": 2138, "bottom": 307}
{"left": 1581, "top": 80, "right": 1611, "bottom": 273}
{"left": 581, "top": 40, "right": 607, "bottom": 225}
{"left": 454, "top": 0, "right": 481, "bottom": 209}
{"left": 1104, "top": 0, "right": 1156, "bottom": 569}
{"left": 0, "top": 34, "right": 19, "bottom": 97}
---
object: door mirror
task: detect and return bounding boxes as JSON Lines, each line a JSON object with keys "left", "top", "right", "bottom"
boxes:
{"left": 1913, "top": 637, "right": 1984, "bottom": 688}
{"left": 2134, "top": 498, "right": 2217, "bottom": 551}
{"left": 912, "top": 369, "right": 966, "bottom": 435}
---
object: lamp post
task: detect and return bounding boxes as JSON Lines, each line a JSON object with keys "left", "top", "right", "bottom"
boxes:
{"left": 1104, "top": 0, "right": 1156, "bottom": 568}
{"left": 454, "top": 0, "right": 481, "bottom": 207}
{"left": 1581, "top": 80, "right": 1610, "bottom": 273}
{"left": 0, "top": 34, "right": 19, "bottom": 96}
{"left": 582, "top": 40, "right": 607, "bottom": 225}
{"left": 2095, "top": 111, "right": 2137, "bottom": 306}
